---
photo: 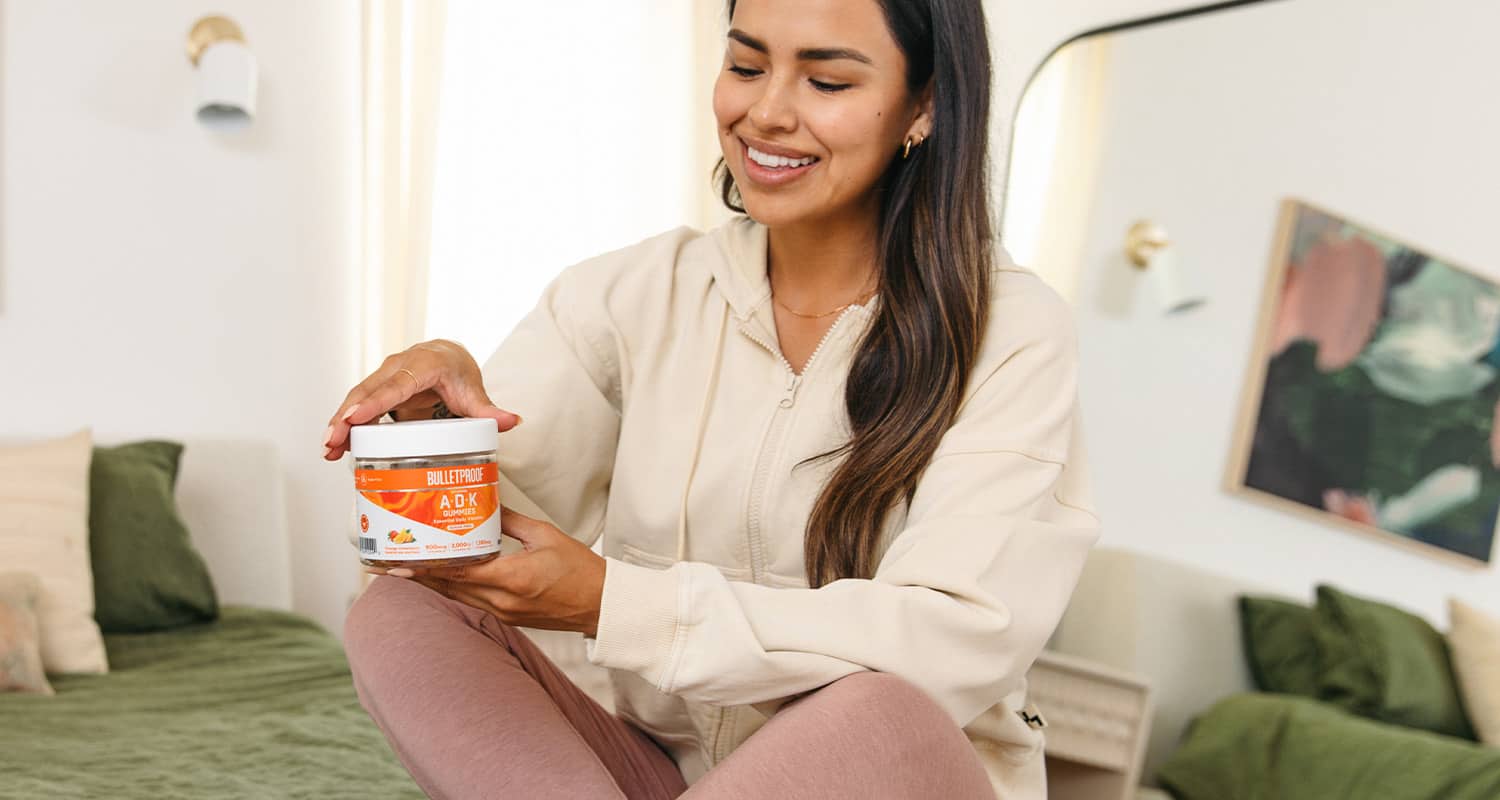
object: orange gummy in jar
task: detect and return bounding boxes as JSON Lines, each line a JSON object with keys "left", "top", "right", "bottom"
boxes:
{"left": 349, "top": 418, "right": 502, "bottom": 569}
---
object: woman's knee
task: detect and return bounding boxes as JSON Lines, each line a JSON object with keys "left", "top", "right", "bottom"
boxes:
{"left": 344, "top": 576, "right": 452, "bottom": 667}
{"left": 757, "top": 673, "right": 993, "bottom": 798}
{"left": 803, "top": 672, "right": 980, "bottom": 760}
{"left": 813, "top": 671, "right": 951, "bottom": 726}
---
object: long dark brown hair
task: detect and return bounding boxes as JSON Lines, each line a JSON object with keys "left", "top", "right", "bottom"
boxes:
{"left": 717, "top": 0, "right": 995, "bottom": 587}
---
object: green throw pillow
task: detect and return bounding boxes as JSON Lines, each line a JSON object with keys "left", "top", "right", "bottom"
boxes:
{"left": 1238, "top": 595, "right": 1320, "bottom": 697}
{"left": 89, "top": 441, "right": 218, "bottom": 632}
{"left": 1314, "top": 585, "right": 1475, "bottom": 739}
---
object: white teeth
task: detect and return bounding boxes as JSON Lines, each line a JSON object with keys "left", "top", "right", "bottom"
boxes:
{"left": 748, "top": 146, "right": 817, "bottom": 169}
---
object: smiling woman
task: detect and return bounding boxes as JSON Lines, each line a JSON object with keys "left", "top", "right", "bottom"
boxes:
{"left": 333, "top": 1, "right": 1098, "bottom": 798}
{"left": 714, "top": 1, "right": 935, "bottom": 228}
{"left": 712, "top": 0, "right": 998, "bottom": 591}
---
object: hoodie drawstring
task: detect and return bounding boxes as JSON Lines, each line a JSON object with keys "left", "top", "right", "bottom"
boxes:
{"left": 677, "top": 301, "right": 731, "bottom": 562}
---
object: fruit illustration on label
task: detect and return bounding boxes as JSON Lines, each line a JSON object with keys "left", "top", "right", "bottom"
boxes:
{"left": 387, "top": 529, "right": 416, "bottom": 544}
{"left": 360, "top": 514, "right": 370, "bottom": 533}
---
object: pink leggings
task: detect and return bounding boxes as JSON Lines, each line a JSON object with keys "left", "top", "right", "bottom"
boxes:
{"left": 345, "top": 576, "right": 996, "bottom": 799}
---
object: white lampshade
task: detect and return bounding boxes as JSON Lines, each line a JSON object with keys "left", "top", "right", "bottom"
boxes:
{"left": 188, "top": 16, "right": 256, "bottom": 131}
{"left": 196, "top": 41, "right": 257, "bottom": 129}
{"left": 1141, "top": 246, "right": 1205, "bottom": 315}
{"left": 1125, "top": 220, "right": 1206, "bottom": 316}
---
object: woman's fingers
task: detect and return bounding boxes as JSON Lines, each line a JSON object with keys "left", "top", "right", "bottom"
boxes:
{"left": 498, "top": 506, "right": 552, "bottom": 546}
{"left": 407, "top": 340, "right": 520, "bottom": 426}
{"left": 322, "top": 340, "right": 521, "bottom": 461}
{"left": 440, "top": 372, "right": 523, "bottom": 431}
{"left": 364, "top": 555, "right": 516, "bottom": 585}
{"left": 363, "top": 566, "right": 417, "bottom": 578}
{"left": 425, "top": 554, "right": 519, "bottom": 585}
{"left": 325, "top": 386, "right": 443, "bottom": 459}
{"left": 410, "top": 574, "right": 452, "bottom": 597}
{"left": 323, "top": 355, "right": 426, "bottom": 456}
{"left": 325, "top": 350, "right": 444, "bottom": 458}
{"left": 347, "top": 361, "right": 436, "bottom": 426}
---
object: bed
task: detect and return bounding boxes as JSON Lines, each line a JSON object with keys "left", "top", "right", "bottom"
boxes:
{"left": 1156, "top": 693, "right": 1500, "bottom": 800}
{"left": 0, "top": 439, "right": 423, "bottom": 798}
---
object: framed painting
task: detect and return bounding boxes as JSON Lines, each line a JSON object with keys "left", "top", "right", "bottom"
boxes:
{"left": 1229, "top": 198, "right": 1498, "bottom": 566}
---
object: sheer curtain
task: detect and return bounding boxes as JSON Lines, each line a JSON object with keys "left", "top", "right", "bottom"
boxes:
{"left": 361, "top": 0, "right": 450, "bottom": 373}
{"left": 423, "top": 0, "right": 723, "bottom": 360}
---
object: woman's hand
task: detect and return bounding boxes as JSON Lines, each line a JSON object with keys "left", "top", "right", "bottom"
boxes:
{"left": 323, "top": 339, "right": 521, "bottom": 460}
{"left": 368, "top": 507, "right": 607, "bottom": 637}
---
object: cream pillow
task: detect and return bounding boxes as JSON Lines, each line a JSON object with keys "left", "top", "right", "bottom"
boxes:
{"left": 0, "top": 572, "right": 54, "bottom": 694}
{"left": 0, "top": 430, "right": 107, "bottom": 674}
{"left": 1449, "top": 597, "right": 1500, "bottom": 747}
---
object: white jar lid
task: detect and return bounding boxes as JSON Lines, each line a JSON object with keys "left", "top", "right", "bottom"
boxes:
{"left": 349, "top": 417, "right": 499, "bottom": 459}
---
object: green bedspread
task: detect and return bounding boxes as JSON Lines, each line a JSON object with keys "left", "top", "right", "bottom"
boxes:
{"left": 0, "top": 607, "right": 423, "bottom": 799}
{"left": 1157, "top": 693, "right": 1500, "bottom": 800}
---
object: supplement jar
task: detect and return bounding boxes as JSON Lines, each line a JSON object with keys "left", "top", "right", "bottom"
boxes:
{"left": 350, "top": 418, "right": 503, "bottom": 568}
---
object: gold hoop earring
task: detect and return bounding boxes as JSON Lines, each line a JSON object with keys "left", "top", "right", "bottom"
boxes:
{"left": 903, "top": 137, "right": 914, "bottom": 160}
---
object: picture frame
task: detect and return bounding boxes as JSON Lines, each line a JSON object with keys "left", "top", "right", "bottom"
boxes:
{"left": 1228, "top": 198, "right": 1499, "bottom": 567}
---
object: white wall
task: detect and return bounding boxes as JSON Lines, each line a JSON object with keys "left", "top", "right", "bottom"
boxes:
{"left": 425, "top": 0, "right": 701, "bottom": 359}
{"left": 0, "top": 0, "right": 362, "bottom": 634}
{"left": 1013, "top": 0, "right": 1500, "bottom": 621}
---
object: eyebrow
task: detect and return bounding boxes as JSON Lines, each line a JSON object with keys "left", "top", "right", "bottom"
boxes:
{"left": 727, "top": 28, "right": 874, "bottom": 65}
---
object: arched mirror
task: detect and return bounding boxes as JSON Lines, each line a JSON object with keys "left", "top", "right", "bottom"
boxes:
{"left": 1004, "top": 0, "right": 1500, "bottom": 794}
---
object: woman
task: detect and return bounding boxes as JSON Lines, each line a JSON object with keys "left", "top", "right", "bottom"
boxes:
{"left": 325, "top": 0, "right": 1099, "bottom": 797}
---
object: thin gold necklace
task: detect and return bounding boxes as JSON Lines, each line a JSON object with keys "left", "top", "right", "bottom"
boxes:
{"left": 770, "top": 274, "right": 879, "bottom": 319}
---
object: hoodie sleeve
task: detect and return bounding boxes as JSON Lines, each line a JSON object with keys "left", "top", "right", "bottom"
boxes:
{"left": 478, "top": 265, "right": 623, "bottom": 547}
{"left": 584, "top": 278, "right": 1101, "bottom": 727}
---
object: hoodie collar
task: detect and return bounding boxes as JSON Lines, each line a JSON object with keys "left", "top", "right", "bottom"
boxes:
{"left": 708, "top": 216, "right": 883, "bottom": 348}
{"left": 707, "top": 213, "right": 1026, "bottom": 317}
{"left": 708, "top": 215, "right": 773, "bottom": 323}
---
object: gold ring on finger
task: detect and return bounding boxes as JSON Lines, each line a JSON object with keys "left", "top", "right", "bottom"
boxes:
{"left": 397, "top": 368, "right": 420, "bottom": 388}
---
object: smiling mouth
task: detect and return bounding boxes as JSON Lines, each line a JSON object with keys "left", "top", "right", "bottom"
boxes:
{"left": 741, "top": 138, "right": 820, "bottom": 170}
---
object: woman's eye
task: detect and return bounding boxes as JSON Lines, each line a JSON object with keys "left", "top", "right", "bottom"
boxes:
{"left": 810, "top": 79, "right": 852, "bottom": 93}
{"left": 728, "top": 65, "right": 762, "bottom": 78}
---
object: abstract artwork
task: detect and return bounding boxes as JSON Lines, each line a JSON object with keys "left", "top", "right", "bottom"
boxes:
{"left": 1231, "top": 199, "right": 1498, "bottom": 565}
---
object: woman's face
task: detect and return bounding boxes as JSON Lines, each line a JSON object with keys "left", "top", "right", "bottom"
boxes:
{"left": 713, "top": 0, "right": 930, "bottom": 229}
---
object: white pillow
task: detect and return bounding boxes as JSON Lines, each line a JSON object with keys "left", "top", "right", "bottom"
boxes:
{"left": 0, "top": 430, "right": 107, "bottom": 674}
{"left": 1449, "top": 597, "right": 1500, "bottom": 747}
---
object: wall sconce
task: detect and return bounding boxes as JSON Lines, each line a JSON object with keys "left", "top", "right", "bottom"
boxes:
{"left": 1125, "top": 220, "right": 1206, "bottom": 315}
{"left": 187, "top": 16, "right": 256, "bottom": 130}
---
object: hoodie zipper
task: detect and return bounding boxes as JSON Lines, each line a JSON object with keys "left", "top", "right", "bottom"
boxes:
{"left": 737, "top": 307, "right": 854, "bottom": 582}
{"left": 707, "top": 308, "right": 855, "bottom": 765}
{"left": 738, "top": 306, "right": 851, "bottom": 408}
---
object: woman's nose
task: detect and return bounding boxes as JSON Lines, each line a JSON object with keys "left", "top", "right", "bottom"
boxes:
{"left": 748, "top": 77, "right": 798, "bottom": 132}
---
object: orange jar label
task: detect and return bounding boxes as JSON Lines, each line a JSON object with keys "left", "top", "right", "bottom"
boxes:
{"left": 354, "top": 463, "right": 501, "bottom": 561}
{"left": 356, "top": 463, "right": 499, "bottom": 493}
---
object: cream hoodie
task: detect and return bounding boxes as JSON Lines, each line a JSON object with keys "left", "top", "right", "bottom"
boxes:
{"left": 479, "top": 216, "right": 1100, "bottom": 794}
